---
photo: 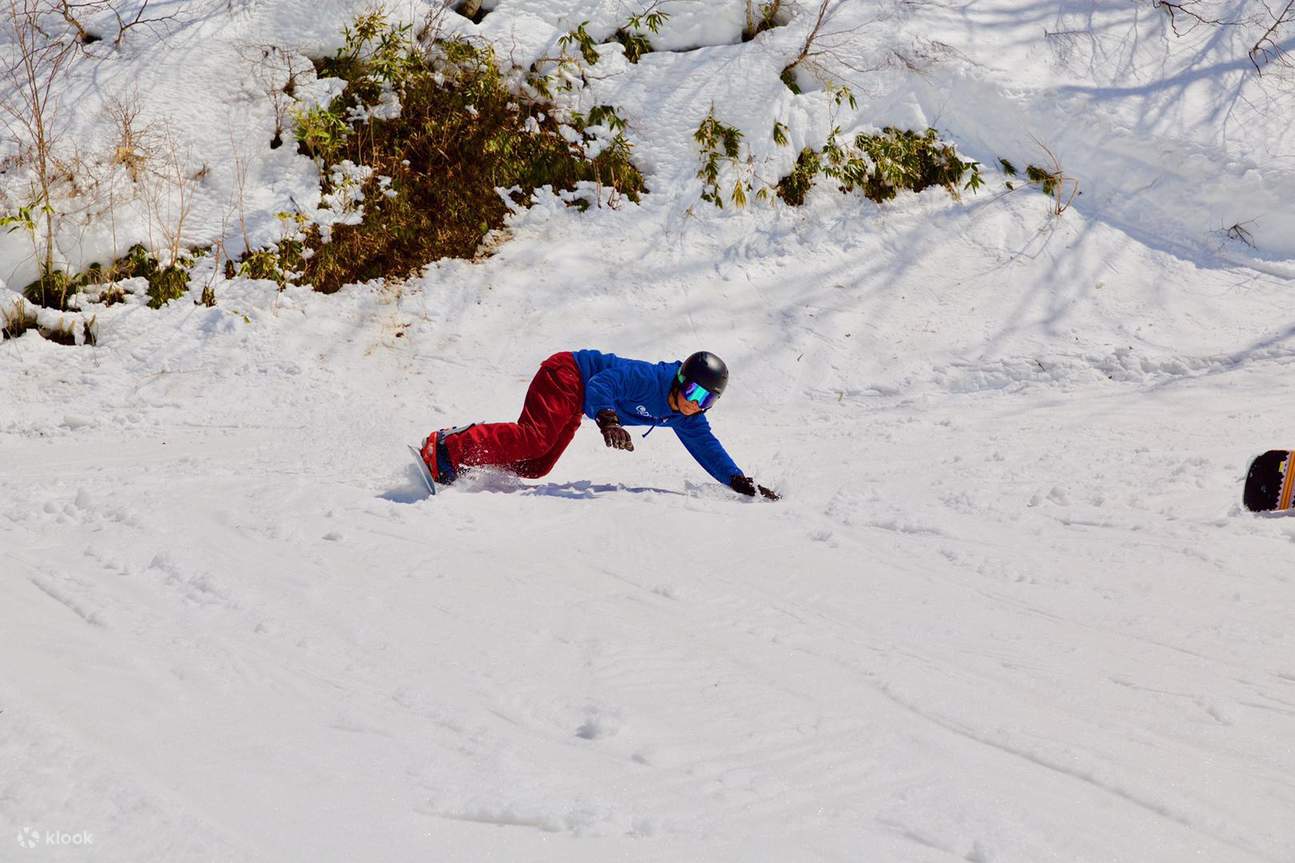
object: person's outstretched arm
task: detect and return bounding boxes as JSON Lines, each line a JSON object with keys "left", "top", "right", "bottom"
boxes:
{"left": 675, "top": 415, "right": 779, "bottom": 499}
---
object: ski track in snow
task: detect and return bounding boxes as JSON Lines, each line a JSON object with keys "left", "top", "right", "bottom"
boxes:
{"left": 3, "top": 0, "right": 1295, "bottom": 860}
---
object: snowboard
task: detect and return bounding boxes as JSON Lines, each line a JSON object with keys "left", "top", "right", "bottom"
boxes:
{"left": 408, "top": 444, "right": 437, "bottom": 496}
{"left": 1243, "top": 449, "right": 1294, "bottom": 512}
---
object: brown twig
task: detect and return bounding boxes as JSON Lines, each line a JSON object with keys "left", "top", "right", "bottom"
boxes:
{"left": 110, "top": 0, "right": 176, "bottom": 47}
{"left": 790, "top": 0, "right": 837, "bottom": 68}
{"left": 54, "top": 0, "right": 90, "bottom": 40}
{"left": 50, "top": 0, "right": 178, "bottom": 48}
{"left": 781, "top": 0, "right": 870, "bottom": 90}
{"left": 1152, "top": 0, "right": 1239, "bottom": 36}
{"left": 1249, "top": 0, "right": 1294, "bottom": 72}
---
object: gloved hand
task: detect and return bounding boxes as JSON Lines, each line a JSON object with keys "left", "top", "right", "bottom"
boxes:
{"left": 730, "top": 475, "right": 780, "bottom": 500}
{"left": 596, "top": 409, "right": 634, "bottom": 451}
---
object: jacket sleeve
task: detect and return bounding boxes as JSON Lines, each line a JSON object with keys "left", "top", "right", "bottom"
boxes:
{"left": 584, "top": 363, "right": 653, "bottom": 418}
{"left": 674, "top": 414, "right": 742, "bottom": 485}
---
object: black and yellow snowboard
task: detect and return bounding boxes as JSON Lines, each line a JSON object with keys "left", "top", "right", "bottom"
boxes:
{"left": 1244, "top": 450, "right": 1295, "bottom": 512}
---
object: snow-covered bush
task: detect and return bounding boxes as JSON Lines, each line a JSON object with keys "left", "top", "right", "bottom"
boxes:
{"left": 235, "top": 212, "right": 308, "bottom": 289}
{"left": 776, "top": 127, "right": 982, "bottom": 206}
{"left": 1, "top": 285, "right": 96, "bottom": 344}
{"left": 131, "top": 247, "right": 191, "bottom": 308}
{"left": 79, "top": 244, "right": 190, "bottom": 310}
{"left": 44, "top": 243, "right": 194, "bottom": 311}
{"left": 613, "top": 6, "right": 669, "bottom": 64}
{"left": 776, "top": 147, "right": 820, "bottom": 207}
{"left": 277, "top": 11, "right": 647, "bottom": 293}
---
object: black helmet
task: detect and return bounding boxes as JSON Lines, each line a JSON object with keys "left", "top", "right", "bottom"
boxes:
{"left": 676, "top": 351, "right": 728, "bottom": 410}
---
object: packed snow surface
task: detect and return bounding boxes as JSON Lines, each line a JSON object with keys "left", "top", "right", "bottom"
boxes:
{"left": 2, "top": 0, "right": 1294, "bottom": 860}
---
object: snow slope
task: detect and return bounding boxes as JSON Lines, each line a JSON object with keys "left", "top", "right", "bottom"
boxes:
{"left": 3, "top": 0, "right": 1295, "bottom": 860}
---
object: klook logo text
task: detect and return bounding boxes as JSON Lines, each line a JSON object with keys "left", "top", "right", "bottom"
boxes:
{"left": 15, "top": 827, "right": 94, "bottom": 848}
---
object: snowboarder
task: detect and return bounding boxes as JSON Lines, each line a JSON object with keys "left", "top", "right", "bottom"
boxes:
{"left": 418, "top": 350, "right": 780, "bottom": 499}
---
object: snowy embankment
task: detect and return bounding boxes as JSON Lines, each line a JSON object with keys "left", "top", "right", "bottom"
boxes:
{"left": 3, "top": 0, "right": 1295, "bottom": 861}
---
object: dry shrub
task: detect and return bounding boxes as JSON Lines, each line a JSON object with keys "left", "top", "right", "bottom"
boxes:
{"left": 2, "top": 295, "right": 34, "bottom": 338}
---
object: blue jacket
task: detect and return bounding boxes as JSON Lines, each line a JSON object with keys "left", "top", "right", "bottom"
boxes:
{"left": 572, "top": 349, "right": 742, "bottom": 486}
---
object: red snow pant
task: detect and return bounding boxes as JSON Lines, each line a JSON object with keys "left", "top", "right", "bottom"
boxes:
{"left": 442, "top": 352, "right": 585, "bottom": 479}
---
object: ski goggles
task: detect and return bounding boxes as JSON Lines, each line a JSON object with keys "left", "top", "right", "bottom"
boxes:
{"left": 677, "top": 375, "right": 719, "bottom": 410}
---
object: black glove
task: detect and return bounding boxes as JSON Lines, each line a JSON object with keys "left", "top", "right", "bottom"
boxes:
{"left": 596, "top": 409, "right": 634, "bottom": 451}
{"left": 730, "top": 475, "right": 780, "bottom": 500}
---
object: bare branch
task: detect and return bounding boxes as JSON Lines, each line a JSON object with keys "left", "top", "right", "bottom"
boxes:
{"left": 1, "top": 0, "right": 78, "bottom": 300}
{"left": 791, "top": 0, "right": 835, "bottom": 67}
{"left": 237, "top": 42, "right": 313, "bottom": 148}
{"left": 50, "top": 0, "right": 179, "bottom": 49}
{"left": 1250, "top": 0, "right": 1294, "bottom": 72}
{"left": 111, "top": 0, "right": 175, "bottom": 47}
{"left": 1151, "top": 0, "right": 1240, "bottom": 37}
{"left": 230, "top": 135, "right": 251, "bottom": 254}
{"left": 136, "top": 125, "right": 198, "bottom": 266}
{"left": 779, "top": 0, "right": 856, "bottom": 89}
{"left": 54, "top": 0, "right": 91, "bottom": 41}
{"left": 1224, "top": 220, "right": 1256, "bottom": 247}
